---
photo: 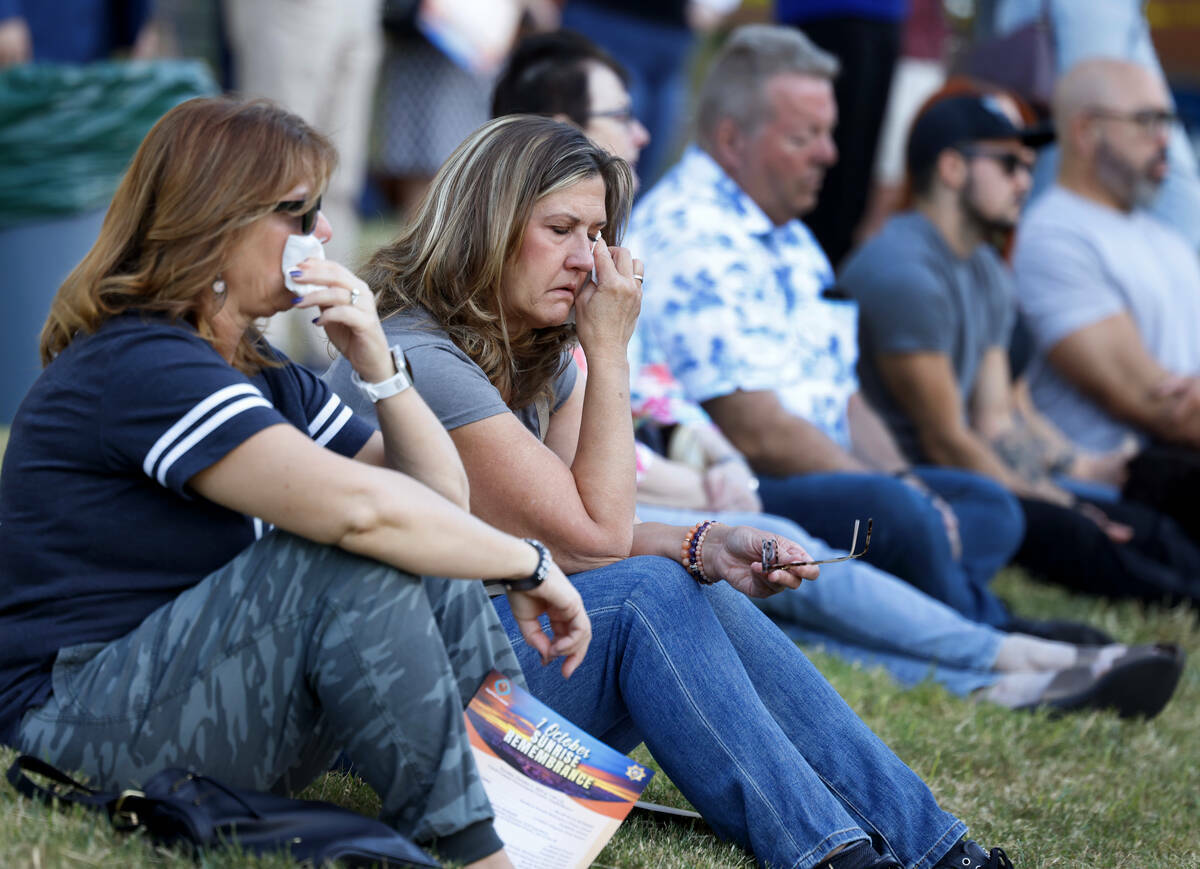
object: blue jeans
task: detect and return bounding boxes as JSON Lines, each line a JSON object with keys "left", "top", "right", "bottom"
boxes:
{"left": 636, "top": 504, "right": 1004, "bottom": 697}
{"left": 1055, "top": 475, "right": 1120, "bottom": 503}
{"left": 493, "top": 556, "right": 967, "bottom": 869}
{"left": 759, "top": 468, "right": 1024, "bottom": 627}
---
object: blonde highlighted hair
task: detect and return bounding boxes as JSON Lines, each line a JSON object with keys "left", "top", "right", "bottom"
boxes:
{"left": 365, "top": 115, "right": 634, "bottom": 408}
{"left": 39, "top": 96, "right": 336, "bottom": 372}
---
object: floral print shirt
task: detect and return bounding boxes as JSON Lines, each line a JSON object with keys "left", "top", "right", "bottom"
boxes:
{"left": 628, "top": 146, "right": 859, "bottom": 448}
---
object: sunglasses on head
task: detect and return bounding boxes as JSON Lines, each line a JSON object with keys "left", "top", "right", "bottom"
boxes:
{"left": 274, "top": 196, "right": 322, "bottom": 235}
{"left": 956, "top": 147, "right": 1034, "bottom": 178}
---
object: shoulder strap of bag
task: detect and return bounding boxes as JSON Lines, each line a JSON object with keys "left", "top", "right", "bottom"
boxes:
{"left": 6, "top": 755, "right": 163, "bottom": 831}
{"left": 7, "top": 755, "right": 113, "bottom": 811}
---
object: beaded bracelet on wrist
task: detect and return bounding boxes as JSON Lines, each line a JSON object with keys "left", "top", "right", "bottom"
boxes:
{"left": 680, "top": 520, "right": 720, "bottom": 585}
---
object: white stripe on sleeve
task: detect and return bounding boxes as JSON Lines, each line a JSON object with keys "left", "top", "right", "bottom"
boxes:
{"left": 307, "top": 395, "right": 341, "bottom": 437}
{"left": 313, "top": 406, "right": 353, "bottom": 448}
{"left": 142, "top": 383, "right": 264, "bottom": 478}
{"left": 153, "top": 395, "right": 274, "bottom": 485}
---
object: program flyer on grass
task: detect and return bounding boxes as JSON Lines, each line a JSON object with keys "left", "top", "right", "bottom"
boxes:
{"left": 464, "top": 670, "right": 655, "bottom": 869}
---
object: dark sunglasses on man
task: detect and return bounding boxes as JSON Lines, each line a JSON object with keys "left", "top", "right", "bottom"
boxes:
{"left": 275, "top": 196, "right": 322, "bottom": 235}
{"left": 956, "top": 147, "right": 1034, "bottom": 178}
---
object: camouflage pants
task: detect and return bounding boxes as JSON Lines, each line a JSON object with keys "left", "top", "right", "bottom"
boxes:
{"left": 17, "top": 531, "right": 523, "bottom": 852}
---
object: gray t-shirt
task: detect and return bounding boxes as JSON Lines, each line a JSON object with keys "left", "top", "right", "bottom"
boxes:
{"left": 322, "top": 308, "right": 578, "bottom": 438}
{"left": 840, "top": 211, "right": 1015, "bottom": 462}
{"left": 1013, "top": 186, "right": 1200, "bottom": 451}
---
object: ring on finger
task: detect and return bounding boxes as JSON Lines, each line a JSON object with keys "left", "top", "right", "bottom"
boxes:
{"left": 348, "top": 288, "right": 360, "bottom": 306}
{"left": 632, "top": 273, "right": 644, "bottom": 283}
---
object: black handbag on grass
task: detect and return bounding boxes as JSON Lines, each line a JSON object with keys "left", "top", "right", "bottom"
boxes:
{"left": 6, "top": 755, "right": 438, "bottom": 867}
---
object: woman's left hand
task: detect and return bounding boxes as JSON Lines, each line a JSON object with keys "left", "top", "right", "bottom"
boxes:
{"left": 701, "top": 524, "right": 819, "bottom": 599}
{"left": 289, "top": 259, "right": 395, "bottom": 382}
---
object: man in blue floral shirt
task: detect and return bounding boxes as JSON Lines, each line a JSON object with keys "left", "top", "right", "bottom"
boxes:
{"left": 629, "top": 25, "right": 1109, "bottom": 644}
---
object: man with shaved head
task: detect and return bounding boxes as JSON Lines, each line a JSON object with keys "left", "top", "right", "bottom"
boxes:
{"left": 1013, "top": 57, "right": 1200, "bottom": 539}
{"left": 1013, "top": 58, "right": 1200, "bottom": 457}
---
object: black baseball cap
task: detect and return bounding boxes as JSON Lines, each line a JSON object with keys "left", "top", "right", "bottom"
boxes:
{"left": 906, "top": 94, "right": 1055, "bottom": 176}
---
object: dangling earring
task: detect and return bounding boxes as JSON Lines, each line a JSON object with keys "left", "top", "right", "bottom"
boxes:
{"left": 212, "top": 276, "right": 226, "bottom": 294}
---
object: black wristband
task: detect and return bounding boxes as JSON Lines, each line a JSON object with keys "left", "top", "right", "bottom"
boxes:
{"left": 484, "top": 539, "right": 552, "bottom": 595}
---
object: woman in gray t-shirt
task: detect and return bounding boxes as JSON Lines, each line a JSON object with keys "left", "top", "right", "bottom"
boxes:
{"left": 327, "top": 115, "right": 1013, "bottom": 869}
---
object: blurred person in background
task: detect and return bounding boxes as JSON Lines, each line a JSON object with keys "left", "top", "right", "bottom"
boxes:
{"left": 775, "top": 0, "right": 908, "bottom": 267}
{"left": 1014, "top": 57, "right": 1200, "bottom": 544}
{"left": 562, "top": 0, "right": 739, "bottom": 188}
{"left": 630, "top": 24, "right": 1056, "bottom": 641}
{"left": 981, "top": 0, "right": 1200, "bottom": 250}
{"left": 375, "top": 0, "right": 559, "bottom": 220}
{"left": 0, "top": 0, "right": 191, "bottom": 426}
{"left": 0, "top": 0, "right": 156, "bottom": 65}
{"left": 488, "top": 27, "right": 1183, "bottom": 718}
{"left": 224, "top": 0, "right": 381, "bottom": 267}
{"left": 491, "top": 30, "right": 650, "bottom": 182}
{"left": 856, "top": 0, "right": 948, "bottom": 240}
{"left": 223, "top": 0, "right": 384, "bottom": 369}
{"left": 841, "top": 89, "right": 1200, "bottom": 613}
{"left": 374, "top": 12, "right": 494, "bottom": 220}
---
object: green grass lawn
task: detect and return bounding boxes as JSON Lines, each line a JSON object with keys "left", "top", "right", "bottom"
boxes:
{"left": 1, "top": 424, "right": 1196, "bottom": 867}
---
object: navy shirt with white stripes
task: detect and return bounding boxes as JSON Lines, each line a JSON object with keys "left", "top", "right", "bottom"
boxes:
{"left": 0, "top": 312, "right": 374, "bottom": 745}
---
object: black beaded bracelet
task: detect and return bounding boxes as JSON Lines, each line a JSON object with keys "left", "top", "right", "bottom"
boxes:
{"left": 681, "top": 520, "right": 720, "bottom": 585}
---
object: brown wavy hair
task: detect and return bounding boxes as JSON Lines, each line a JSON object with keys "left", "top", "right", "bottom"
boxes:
{"left": 39, "top": 96, "right": 336, "bottom": 373}
{"left": 365, "top": 115, "right": 634, "bottom": 409}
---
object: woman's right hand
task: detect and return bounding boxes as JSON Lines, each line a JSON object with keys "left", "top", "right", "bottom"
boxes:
{"left": 572, "top": 234, "right": 642, "bottom": 359}
{"left": 506, "top": 563, "right": 591, "bottom": 678}
{"left": 289, "top": 258, "right": 394, "bottom": 383}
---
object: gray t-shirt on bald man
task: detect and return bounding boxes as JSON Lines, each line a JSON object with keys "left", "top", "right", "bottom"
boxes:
{"left": 839, "top": 212, "right": 1015, "bottom": 463}
{"left": 1013, "top": 186, "right": 1200, "bottom": 451}
{"left": 322, "top": 307, "right": 578, "bottom": 438}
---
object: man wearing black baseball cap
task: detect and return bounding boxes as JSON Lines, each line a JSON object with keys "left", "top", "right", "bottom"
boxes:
{"left": 906, "top": 94, "right": 1054, "bottom": 189}
{"left": 839, "top": 90, "right": 1200, "bottom": 612}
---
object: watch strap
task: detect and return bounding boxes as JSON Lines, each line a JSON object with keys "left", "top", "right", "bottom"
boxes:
{"left": 351, "top": 345, "right": 412, "bottom": 402}
{"left": 484, "top": 539, "right": 552, "bottom": 594}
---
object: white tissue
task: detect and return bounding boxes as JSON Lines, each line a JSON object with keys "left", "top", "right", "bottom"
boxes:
{"left": 282, "top": 234, "right": 326, "bottom": 295}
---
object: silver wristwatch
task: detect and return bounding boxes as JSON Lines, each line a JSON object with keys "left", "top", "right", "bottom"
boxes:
{"left": 350, "top": 345, "right": 412, "bottom": 403}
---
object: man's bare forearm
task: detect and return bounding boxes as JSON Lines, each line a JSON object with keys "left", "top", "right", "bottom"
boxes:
{"left": 703, "top": 390, "right": 868, "bottom": 476}
{"left": 846, "top": 392, "right": 910, "bottom": 473}
{"left": 922, "top": 423, "right": 1034, "bottom": 494}
{"left": 726, "top": 414, "right": 866, "bottom": 476}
